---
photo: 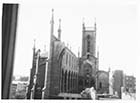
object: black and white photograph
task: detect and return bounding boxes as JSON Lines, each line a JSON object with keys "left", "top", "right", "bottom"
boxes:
{"left": 1, "top": 0, "right": 139, "bottom": 102}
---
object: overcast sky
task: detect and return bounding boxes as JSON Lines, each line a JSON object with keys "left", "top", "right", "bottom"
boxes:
{"left": 4, "top": 0, "right": 138, "bottom": 77}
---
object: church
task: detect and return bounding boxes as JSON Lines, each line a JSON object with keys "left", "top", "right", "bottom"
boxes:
{"left": 26, "top": 9, "right": 109, "bottom": 99}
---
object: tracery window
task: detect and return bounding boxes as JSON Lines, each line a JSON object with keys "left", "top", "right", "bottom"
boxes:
{"left": 87, "top": 35, "right": 90, "bottom": 52}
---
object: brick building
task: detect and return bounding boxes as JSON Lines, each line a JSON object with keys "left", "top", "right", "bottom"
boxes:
{"left": 124, "top": 75, "right": 136, "bottom": 93}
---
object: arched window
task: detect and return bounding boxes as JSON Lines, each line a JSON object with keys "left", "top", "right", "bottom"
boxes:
{"left": 99, "top": 82, "right": 102, "bottom": 89}
{"left": 87, "top": 35, "right": 90, "bottom": 52}
{"left": 66, "top": 53, "right": 68, "bottom": 65}
{"left": 61, "top": 69, "right": 64, "bottom": 92}
{"left": 64, "top": 71, "right": 67, "bottom": 92}
{"left": 68, "top": 71, "right": 70, "bottom": 92}
{"left": 87, "top": 54, "right": 90, "bottom": 59}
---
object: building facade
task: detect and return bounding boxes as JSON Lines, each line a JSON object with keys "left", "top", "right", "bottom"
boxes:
{"left": 97, "top": 70, "right": 109, "bottom": 94}
{"left": 124, "top": 75, "right": 136, "bottom": 93}
{"left": 112, "top": 70, "right": 124, "bottom": 98}
{"left": 43, "top": 10, "right": 79, "bottom": 98}
{"left": 78, "top": 22, "right": 98, "bottom": 92}
{"left": 26, "top": 46, "right": 48, "bottom": 99}
{"left": 27, "top": 10, "right": 101, "bottom": 99}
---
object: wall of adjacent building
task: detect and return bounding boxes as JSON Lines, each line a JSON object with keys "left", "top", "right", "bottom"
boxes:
{"left": 97, "top": 71, "right": 109, "bottom": 94}
{"left": 112, "top": 70, "right": 124, "bottom": 98}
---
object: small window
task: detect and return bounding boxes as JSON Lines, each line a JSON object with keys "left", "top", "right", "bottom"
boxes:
{"left": 87, "top": 54, "right": 90, "bottom": 59}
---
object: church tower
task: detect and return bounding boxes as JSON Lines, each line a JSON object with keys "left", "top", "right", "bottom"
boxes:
{"left": 78, "top": 20, "right": 97, "bottom": 92}
{"left": 82, "top": 21, "right": 96, "bottom": 57}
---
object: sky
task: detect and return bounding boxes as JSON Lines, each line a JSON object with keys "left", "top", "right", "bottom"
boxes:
{"left": 2, "top": 0, "right": 138, "bottom": 77}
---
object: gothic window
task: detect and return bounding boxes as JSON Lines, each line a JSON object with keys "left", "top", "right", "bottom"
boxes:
{"left": 72, "top": 57, "right": 73, "bottom": 69}
{"left": 69, "top": 55, "right": 71, "bottom": 67}
{"left": 61, "top": 69, "right": 64, "bottom": 92}
{"left": 99, "top": 82, "right": 102, "bottom": 89}
{"left": 64, "top": 71, "right": 67, "bottom": 92}
{"left": 66, "top": 53, "right": 68, "bottom": 65}
{"left": 87, "top": 54, "right": 90, "bottom": 59}
{"left": 87, "top": 35, "right": 90, "bottom": 52}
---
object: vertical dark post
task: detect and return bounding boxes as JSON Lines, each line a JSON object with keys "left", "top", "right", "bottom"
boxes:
{"left": 2, "top": 4, "right": 19, "bottom": 99}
